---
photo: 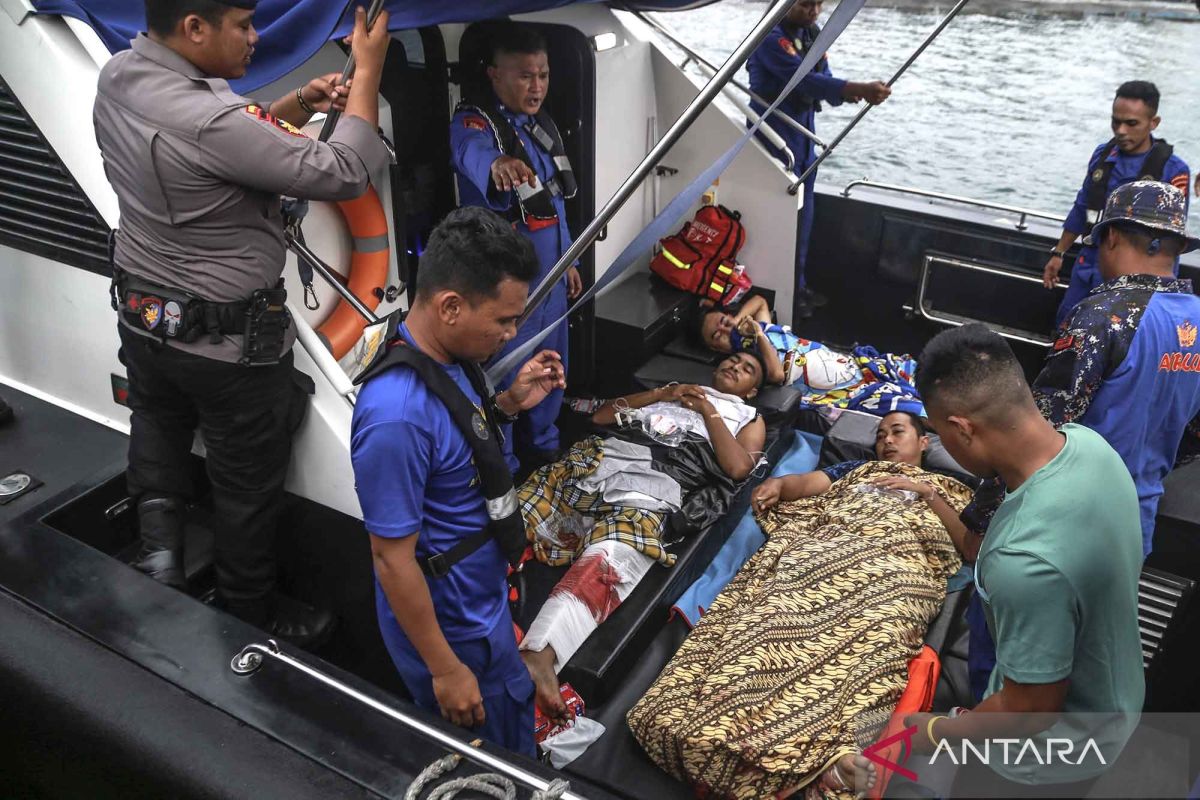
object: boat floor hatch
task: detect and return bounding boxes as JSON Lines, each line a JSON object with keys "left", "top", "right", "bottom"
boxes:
{"left": 0, "top": 384, "right": 127, "bottom": 528}
{"left": 0, "top": 389, "right": 616, "bottom": 798}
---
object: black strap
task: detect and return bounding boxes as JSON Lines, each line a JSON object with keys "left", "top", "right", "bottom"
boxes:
{"left": 353, "top": 311, "right": 528, "bottom": 575}
{"left": 419, "top": 530, "right": 494, "bottom": 578}
{"left": 1085, "top": 138, "right": 1174, "bottom": 232}
{"left": 454, "top": 103, "right": 573, "bottom": 222}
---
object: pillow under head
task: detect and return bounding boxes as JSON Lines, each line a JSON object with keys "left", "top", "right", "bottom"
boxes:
{"left": 818, "top": 409, "right": 978, "bottom": 488}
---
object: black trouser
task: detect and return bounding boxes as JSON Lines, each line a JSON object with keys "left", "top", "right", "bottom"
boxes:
{"left": 118, "top": 325, "right": 308, "bottom": 604}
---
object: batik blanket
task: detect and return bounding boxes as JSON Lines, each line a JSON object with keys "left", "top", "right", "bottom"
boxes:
{"left": 628, "top": 461, "right": 970, "bottom": 799}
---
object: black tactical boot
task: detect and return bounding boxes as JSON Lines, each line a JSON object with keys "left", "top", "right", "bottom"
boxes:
{"left": 223, "top": 592, "right": 336, "bottom": 650}
{"left": 133, "top": 496, "right": 186, "bottom": 589}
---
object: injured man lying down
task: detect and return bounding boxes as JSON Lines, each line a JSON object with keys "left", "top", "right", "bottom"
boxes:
{"left": 518, "top": 351, "right": 768, "bottom": 724}
{"left": 629, "top": 411, "right": 973, "bottom": 799}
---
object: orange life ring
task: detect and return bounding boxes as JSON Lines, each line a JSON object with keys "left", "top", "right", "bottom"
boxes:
{"left": 316, "top": 184, "right": 389, "bottom": 360}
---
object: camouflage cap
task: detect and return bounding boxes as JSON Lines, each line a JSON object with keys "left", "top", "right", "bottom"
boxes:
{"left": 1084, "top": 179, "right": 1198, "bottom": 253}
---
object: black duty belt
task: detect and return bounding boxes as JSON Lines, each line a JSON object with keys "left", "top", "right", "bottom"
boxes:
{"left": 111, "top": 267, "right": 290, "bottom": 366}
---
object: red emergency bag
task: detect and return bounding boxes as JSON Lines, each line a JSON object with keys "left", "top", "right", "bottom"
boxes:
{"left": 650, "top": 205, "right": 750, "bottom": 305}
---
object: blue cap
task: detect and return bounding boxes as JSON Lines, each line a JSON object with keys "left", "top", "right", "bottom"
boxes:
{"left": 1084, "top": 180, "right": 1199, "bottom": 253}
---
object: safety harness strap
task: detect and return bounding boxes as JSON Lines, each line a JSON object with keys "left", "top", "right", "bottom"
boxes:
{"left": 1085, "top": 137, "right": 1174, "bottom": 231}
{"left": 353, "top": 311, "right": 528, "bottom": 574}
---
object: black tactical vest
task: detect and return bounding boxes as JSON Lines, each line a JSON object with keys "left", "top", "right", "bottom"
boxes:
{"left": 353, "top": 312, "right": 527, "bottom": 576}
{"left": 1084, "top": 137, "right": 1174, "bottom": 234}
{"left": 455, "top": 102, "right": 577, "bottom": 227}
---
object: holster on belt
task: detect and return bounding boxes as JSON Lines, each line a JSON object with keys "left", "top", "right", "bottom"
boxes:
{"left": 112, "top": 267, "right": 290, "bottom": 366}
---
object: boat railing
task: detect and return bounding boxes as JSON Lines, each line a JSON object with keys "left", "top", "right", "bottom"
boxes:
{"left": 841, "top": 178, "right": 1065, "bottom": 232}
{"left": 289, "top": 303, "right": 359, "bottom": 405}
{"left": 905, "top": 254, "right": 1061, "bottom": 349}
{"left": 688, "top": 57, "right": 796, "bottom": 173}
{"left": 230, "top": 640, "right": 589, "bottom": 800}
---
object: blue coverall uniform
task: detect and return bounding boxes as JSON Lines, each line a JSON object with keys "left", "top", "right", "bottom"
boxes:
{"left": 450, "top": 100, "right": 573, "bottom": 464}
{"left": 1055, "top": 139, "right": 1189, "bottom": 327}
{"left": 350, "top": 323, "right": 536, "bottom": 757}
{"left": 747, "top": 22, "right": 846, "bottom": 294}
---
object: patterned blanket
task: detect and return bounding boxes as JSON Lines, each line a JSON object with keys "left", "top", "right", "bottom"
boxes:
{"left": 518, "top": 436, "right": 672, "bottom": 567}
{"left": 628, "top": 461, "right": 970, "bottom": 799}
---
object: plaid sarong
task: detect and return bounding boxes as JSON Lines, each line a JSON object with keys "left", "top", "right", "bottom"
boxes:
{"left": 518, "top": 436, "right": 673, "bottom": 567}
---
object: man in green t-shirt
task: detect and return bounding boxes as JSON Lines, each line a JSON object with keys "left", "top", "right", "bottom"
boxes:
{"left": 906, "top": 324, "right": 1143, "bottom": 794}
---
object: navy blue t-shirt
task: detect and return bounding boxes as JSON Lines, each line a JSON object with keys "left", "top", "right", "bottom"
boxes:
{"left": 350, "top": 324, "right": 507, "bottom": 643}
{"left": 821, "top": 459, "right": 867, "bottom": 482}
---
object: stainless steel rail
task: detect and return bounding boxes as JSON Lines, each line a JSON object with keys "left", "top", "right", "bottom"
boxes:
{"left": 286, "top": 230, "right": 380, "bottom": 325}
{"left": 907, "top": 254, "right": 1062, "bottom": 348}
{"left": 631, "top": 10, "right": 825, "bottom": 149}
{"left": 519, "top": 0, "right": 806, "bottom": 326}
{"left": 231, "top": 640, "right": 590, "bottom": 800}
{"left": 842, "top": 178, "right": 1065, "bottom": 231}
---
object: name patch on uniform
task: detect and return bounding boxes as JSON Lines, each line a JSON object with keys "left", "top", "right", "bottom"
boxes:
{"left": 1159, "top": 353, "right": 1200, "bottom": 372}
{"left": 462, "top": 115, "right": 488, "bottom": 132}
{"left": 245, "top": 104, "right": 307, "bottom": 138}
{"left": 779, "top": 37, "right": 797, "bottom": 56}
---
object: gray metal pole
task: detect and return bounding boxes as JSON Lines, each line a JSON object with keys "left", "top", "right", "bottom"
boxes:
{"left": 287, "top": 232, "right": 380, "bottom": 325}
{"left": 787, "top": 0, "right": 970, "bottom": 195}
{"left": 318, "top": 0, "right": 388, "bottom": 143}
{"left": 518, "top": 0, "right": 805, "bottom": 326}
{"left": 633, "top": 10, "right": 825, "bottom": 149}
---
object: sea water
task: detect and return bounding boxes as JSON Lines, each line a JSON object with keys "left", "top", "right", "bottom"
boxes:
{"left": 658, "top": 1, "right": 1200, "bottom": 229}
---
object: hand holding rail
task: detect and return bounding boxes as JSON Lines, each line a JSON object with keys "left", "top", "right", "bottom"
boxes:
{"left": 318, "top": 0, "right": 388, "bottom": 143}
{"left": 787, "top": 0, "right": 971, "bottom": 195}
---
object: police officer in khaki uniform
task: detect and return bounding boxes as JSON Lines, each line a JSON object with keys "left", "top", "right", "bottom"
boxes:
{"left": 93, "top": 0, "right": 392, "bottom": 645}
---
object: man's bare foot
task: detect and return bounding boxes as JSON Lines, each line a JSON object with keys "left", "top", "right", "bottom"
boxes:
{"left": 819, "top": 752, "right": 877, "bottom": 795}
{"left": 521, "top": 646, "right": 570, "bottom": 725}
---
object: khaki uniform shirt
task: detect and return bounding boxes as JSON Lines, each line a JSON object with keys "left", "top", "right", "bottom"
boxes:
{"left": 94, "top": 34, "right": 390, "bottom": 363}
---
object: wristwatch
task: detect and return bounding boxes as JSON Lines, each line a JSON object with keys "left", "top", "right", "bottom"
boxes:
{"left": 1048, "top": 247, "right": 1066, "bottom": 259}
{"left": 491, "top": 393, "right": 520, "bottom": 424}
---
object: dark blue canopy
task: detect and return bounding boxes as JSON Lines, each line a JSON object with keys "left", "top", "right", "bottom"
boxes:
{"left": 33, "top": 0, "right": 715, "bottom": 91}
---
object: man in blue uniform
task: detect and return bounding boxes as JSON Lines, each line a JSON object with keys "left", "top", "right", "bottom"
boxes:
{"left": 958, "top": 181, "right": 1200, "bottom": 698}
{"left": 350, "top": 207, "right": 566, "bottom": 755}
{"left": 1035, "top": 180, "right": 1200, "bottom": 556}
{"left": 1043, "top": 81, "right": 1190, "bottom": 327}
{"left": 747, "top": 0, "right": 890, "bottom": 319}
{"left": 450, "top": 24, "right": 582, "bottom": 468}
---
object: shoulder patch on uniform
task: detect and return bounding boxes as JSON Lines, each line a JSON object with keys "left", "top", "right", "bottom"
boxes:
{"left": 1179, "top": 321, "right": 1198, "bottom": 349}
{"left": 461, "top": 114, "right": 488, "bottom": 132}
{"left": 1052, "top": 334, "right": 1075, "bottom": 352}
{"left": 779, "top": 37, "right": 797, "bottom": 57}
{"left": 245, "top": 104, "right": 307, "bottom": 138}
{"left": 1170, "top": 172, "right": 1190, "bottom": 190}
